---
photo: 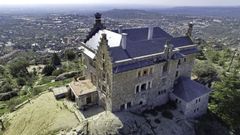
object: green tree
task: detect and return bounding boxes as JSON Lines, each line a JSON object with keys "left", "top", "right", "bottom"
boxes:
{"left": 16, "top": 77, "right": 26, "bottom": 86}
{"left": 8, "top": 59, "right": 29, "bottom": 78}
{"left": 1, "top": 83, "right": 13, "bottom": 93}
{"left": 51, "top": 53, "right": 61, "bottom": 66}
{"left": 65, "top": 50, "right": 76, "bottom": 61}
{"left": 42, "top": 65, "right": 55, "bottom": 76}
{"left": 211, "top": 71, "right": 240, "bottom": 133}
{"left": 0, "top": 65, "right": 5, "bottom": 75}
{"left": 193, "top": 61, "right": 218, "bottom": 85}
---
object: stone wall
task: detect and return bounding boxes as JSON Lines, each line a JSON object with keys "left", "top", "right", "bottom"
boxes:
{"left": 111, "top": 53, "right": 196, "bottom": 112}
{"left": 184, "top": 94, "right": 209, "bottom": 118}
{"left": 95, "top": 34, "right": 113, "bottom": 111}
{"left": 76, "top": 91, "right": 98, "bottom": 109}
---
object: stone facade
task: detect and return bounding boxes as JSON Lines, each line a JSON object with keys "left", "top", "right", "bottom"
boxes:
{"left": 80, "top": 13, "right": 211, "bottom": 118}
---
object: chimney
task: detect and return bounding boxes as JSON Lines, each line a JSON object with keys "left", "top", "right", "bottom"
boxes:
{"left": 95, "top": 12, "right": 102, "bottom": 24}
{"left": 118, "top": 25, "right": 123, "bottom": 33}
{"left": 186, "top": 22, "right": 194, "bottom": 37}
{"left": 148, "top": 26, "right": 154, "bottom": 40}
{"left": 121, "top": 33, "right": 127, "bottom": 49}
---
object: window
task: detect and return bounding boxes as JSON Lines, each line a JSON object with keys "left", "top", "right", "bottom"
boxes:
{"left": 137, "top": 71, "right": 141, "bottom": 77}
{"left": 127, "top": 102, "right": 132, "bottom": 108}
{"left": 89, "top": 59, "right": 96, "bottom": 67}
{"left": 177, "top": 59, "right": 181, "bottom": 66}
{"left": 141, "top": 83, "right": 147, "bottom": 91}
{"left": 150, "top": 67, "right": 153, "bottom": 74}
{"left": 135, "top": 85, "right": 140, "bottom": 93}
{"left": 163, "top": 63, "right": 168, "bottom": 74}
{"left": 143, "top": 69, "right": 148, "bottom": 76}
{"left": 184, "top": 58, "right": 187, "bottom": 62}
{"left": 102, "top": 63, "right": 105, "bottom": 70}
{"left": 102, "top": 72, "right": 106, "bottom": 81}
{"left": 175, "top": 71, "right": 179, "bottom": 77}
{"left": 162, "top": 78, "right": 167, "bottom": 85}
{"left": 199, "top": 98, "right": 201, "bottom": 102}
{"left": 120, "top": 104, "right": 125, "bottom": 110}
{"left": 148, "top": 81, "right": 152, "bottom": 89}
{"left": 102, "top": 53, "right": 105, "bottom": 60}
{"left": 86, "top": 96, "right": 92, "bottom": 104}
{"left": 158, "top": 90, "right": 166, "bottom": 95}
{"left": 102, "top": 85, "right": 106, "bottom": 92}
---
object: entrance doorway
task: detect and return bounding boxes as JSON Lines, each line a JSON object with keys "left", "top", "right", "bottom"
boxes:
{"left": 86, "top": 96, "right": 92, "bottom": 104}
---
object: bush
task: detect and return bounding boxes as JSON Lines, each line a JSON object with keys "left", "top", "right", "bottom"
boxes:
{"left": 20, "top": 90, "right": 28, "bottom": 96}
{"left": 162, "top": 110, "right": 173, "bottom": 119}
{"left": 1, "top": 83, "right": 13, "bottom": 93}
{"left": 52, "top": 68, "right": 65, "bottom": 76}
{"left": 42, "top": 65, "right": 55, "bottom": 76}
{"left": 51, "top": 53, "right": 61, "bottom": 66}
{"left": 31, "top": 87, "right": 42, "bottom": 96}
{"left": 0, "top": 65, "right": 5, "bottom": 74}
{"left": 65, "top": 50, "right": 76, "bottom": 61}
{"left": 16, "top": 78, "right": 26, "bottom": 86}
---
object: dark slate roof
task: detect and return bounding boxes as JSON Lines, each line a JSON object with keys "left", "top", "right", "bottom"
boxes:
{"left": 171, "top": 36, "right": 194, "bottom": 48}
{"left": 173, "top": 77, "right": 211, "bottom": 102}
{"left": 113, "top": 57, "right": 165, "bottom": 73}
{"left": 109, "top": 36, "right": 195, "bottom": 62}
{"left": 179, "top": 48, "right": 199, "bottom": 55}
{"left": 113, "top": 27, "right": 173, "bottom": 41}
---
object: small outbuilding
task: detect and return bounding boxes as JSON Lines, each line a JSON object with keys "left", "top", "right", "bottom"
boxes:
{"left": 171, "top": 77, "right": 211, "bottom": 118}
{"left": 51, "top": 86, "right": 68, "bottom": 100}
{"left": 69, "top": 79, "right": 98, "bottom": 110}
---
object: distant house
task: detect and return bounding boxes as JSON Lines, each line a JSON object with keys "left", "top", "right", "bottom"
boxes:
{"left": 72, "top": 13, "right": 211, "bottom": 118}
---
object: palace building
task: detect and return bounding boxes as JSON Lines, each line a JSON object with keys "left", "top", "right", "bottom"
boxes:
{"left": 71, "top": 13, "right": 211, "bottom": 118}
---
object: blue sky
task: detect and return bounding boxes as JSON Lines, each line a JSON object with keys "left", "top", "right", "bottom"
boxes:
{"left": 0, "top": 0, "right": 239, "bottom": 6}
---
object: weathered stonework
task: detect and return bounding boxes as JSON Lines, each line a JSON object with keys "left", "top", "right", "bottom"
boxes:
{"left": 80, "top": 13, "right": 211, "bottom": 118}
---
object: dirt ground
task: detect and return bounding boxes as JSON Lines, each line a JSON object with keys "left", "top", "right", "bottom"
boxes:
{"left": 3, "top": 92, "right": 79, "bottom": 135}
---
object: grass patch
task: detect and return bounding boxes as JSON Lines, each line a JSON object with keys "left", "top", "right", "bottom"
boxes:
{"left": 38, "top": 76, "right": 55, "bottom": 85}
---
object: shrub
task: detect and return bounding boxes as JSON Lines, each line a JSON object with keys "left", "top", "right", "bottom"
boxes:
{"left": 51, "top": 53, "right": 61, "bottom": 66}
{"left": 31, "top": 87, "right": 43, "bottom": 96}
{"left": 20, "top": 90, "right": 28, "bottom": 96}
{"left": 42, "top": 65, "right": 55, "bottom": 76}
{"left": 52, "top": 68, "right": 65, "bottom": 76}
{"left": 16, "top": 78, "right": 26, "bottom": 86}
{"left": 162, "top": 110, "right": 173, "bottom": 119}
{"left": 1, "top": 83, "right": 13, "bottom": 93}
{"left": 65, "top": 50, "right": 76, "bottom": 61}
